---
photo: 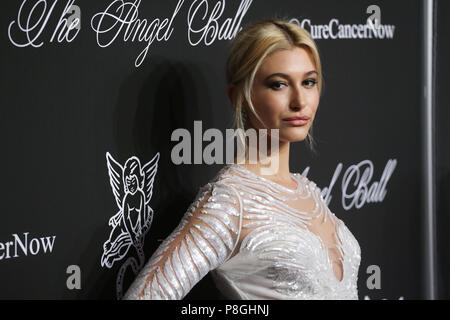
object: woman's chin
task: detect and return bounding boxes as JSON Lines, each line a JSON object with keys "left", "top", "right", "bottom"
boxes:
{"left": 279, "top": 129, "right": 309, "bottom": 142}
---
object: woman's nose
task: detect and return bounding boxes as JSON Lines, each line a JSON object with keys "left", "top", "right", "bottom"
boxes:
{"left": 289, "top": 85, "right": 306, "bottom": 110}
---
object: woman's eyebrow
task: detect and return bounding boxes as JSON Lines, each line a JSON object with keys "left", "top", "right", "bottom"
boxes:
{"left": 264, "top": 70, "right": 318, "bottom": 81}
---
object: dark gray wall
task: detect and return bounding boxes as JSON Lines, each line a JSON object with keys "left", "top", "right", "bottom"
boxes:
{"left": 0, "top": 0, "right": 435, "bottom": 300}
{"left": 435, "top": 0, "right": 450, "bottom": 300}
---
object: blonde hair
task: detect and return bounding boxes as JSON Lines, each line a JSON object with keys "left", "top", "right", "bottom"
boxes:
{"left": 226, "top": 18, "right": 324, "bottom": 156}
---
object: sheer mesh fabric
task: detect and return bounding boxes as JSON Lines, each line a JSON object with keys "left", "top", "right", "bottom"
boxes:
{"left": 123, "top": 181, "right": 242, "bottom": 300}
{"left": 124, "top": 164, "right": 361, "bottom": 300}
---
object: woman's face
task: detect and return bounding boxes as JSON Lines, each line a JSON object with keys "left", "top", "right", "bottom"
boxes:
{"left": 126, "top": 175, "right": 138, "bottom": 193}
{"left": 247, "top": 46, "right": 320, "bottom": 143}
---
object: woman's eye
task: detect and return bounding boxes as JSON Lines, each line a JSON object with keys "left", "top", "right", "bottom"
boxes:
{"left": 304, "top": 78, "right": 317, "bottom": 87}
{"left": 269, "top": 81, "right": 286, "bottom": 90}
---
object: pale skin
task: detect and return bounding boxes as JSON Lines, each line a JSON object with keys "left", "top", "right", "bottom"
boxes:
{"left": 227, "top": 47, "right": 345, "bottom": 282}
{"left": 228, "top": 46, "right": 320, "bottom": 189}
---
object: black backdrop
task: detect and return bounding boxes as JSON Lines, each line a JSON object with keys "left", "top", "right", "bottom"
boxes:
{"left": 436, "top": 0, "right": 450, "bottom": 300}
{"left": 0, "top": 0, "right": 446, "bottom": 300}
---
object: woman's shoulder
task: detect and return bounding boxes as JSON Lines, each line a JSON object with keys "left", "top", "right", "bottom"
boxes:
{"left": 190, "top": 165, "right": 243, "bottom": 207}
{"left": 206, "top": 164, "right": 242, "bottom": 187}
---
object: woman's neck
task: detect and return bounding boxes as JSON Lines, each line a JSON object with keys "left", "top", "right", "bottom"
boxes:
{"left": 233, "top": 139, "right": 292, "bottom": 183}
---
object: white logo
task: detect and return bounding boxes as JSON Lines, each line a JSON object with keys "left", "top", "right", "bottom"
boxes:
{"left": 291, "top": 15, "right": 395, "bottom": 40}
{"left": 299, "top": 159, "right": 397, "bottom": 211}
{"left": 7, "top": 0, "right": 81, "bottom": 47}
{"left": 0, "top": 232, "right": 56, "bottom": 260}
{"left": 101, "top": 151, "right": 160, "bottom": 299}
{"left": 7, "top": 0, "right": 254, "bottom": 67}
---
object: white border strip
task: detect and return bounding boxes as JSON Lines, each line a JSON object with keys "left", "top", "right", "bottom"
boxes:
{"left": 423, "top": 0, "right": 437, "bottom": 300}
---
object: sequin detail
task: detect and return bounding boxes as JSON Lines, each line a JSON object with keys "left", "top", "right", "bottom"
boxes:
{"left": 123, "top": 164, "right": 361, "bottom": 300}
{"left": 123, "top": 181, "right": 243, "bottom": 300}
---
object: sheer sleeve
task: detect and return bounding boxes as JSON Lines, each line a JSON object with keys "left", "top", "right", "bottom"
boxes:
{"left": 122, "top": 181, "right": 243, "bottom": 300}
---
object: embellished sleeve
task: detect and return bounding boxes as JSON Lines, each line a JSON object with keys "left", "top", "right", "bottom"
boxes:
{"left": 122, "top": 181, "right": 243, "bottom": 300}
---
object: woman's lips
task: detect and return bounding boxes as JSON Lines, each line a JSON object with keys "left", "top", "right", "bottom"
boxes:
{"left": 283, "top": 118, "right": 309, "bottom": 126}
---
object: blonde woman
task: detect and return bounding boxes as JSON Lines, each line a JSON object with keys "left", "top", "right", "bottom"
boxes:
{"left": 124, "top": 19, "right": 361, "bottom": 300}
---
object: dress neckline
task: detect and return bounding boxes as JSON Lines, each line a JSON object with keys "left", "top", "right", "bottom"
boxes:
{"left": 227, "top": 163, "right": 303, "bottom": 193}
{"left": 223, "top": 163, "right": 346, "bottom": 284}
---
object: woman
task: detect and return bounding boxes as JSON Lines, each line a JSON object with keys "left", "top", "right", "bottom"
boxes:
{"left": 123, "top": 19, "right": 361, "bottom": 300}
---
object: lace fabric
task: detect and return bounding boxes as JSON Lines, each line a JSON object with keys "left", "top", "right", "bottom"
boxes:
{"left": 123, "top": 164, "right": 361, "bottom": 300}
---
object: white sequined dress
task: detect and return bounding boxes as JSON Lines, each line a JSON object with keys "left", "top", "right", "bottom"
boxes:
{"left": 123, "top": 164, "right": 361, "bottom": 300}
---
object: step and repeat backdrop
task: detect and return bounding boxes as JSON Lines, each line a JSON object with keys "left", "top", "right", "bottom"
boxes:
{"left": 1, "top": 0, "right": 439, "bottom": 299}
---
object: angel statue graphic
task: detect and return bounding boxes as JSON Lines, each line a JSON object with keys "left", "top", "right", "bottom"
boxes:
{"left": 101, "top": 151, "right": 160, "bottom": 299}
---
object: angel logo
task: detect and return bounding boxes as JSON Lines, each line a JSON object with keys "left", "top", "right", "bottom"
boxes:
{"left": 101, "top": 151, "right": 160, "bottom": 299}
